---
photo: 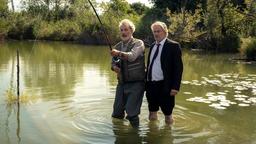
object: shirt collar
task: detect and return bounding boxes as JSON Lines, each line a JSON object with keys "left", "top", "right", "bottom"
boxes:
{"left": 156, "top": 37, "right": 167, "bottom": 46}
{"left": 122, "top": 36, "right": 133, "bottom": 45}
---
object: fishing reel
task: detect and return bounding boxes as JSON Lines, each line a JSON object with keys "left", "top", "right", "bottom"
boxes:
{"left": 112, "top": 56, "right": 121, "bottom": 68}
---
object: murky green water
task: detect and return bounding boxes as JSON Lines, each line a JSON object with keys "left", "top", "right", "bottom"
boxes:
{"left": 0, "top": 41, "right": 256, "bottom": 144}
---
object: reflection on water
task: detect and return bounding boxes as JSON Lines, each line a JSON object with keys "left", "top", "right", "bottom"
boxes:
{"left": 16, "top": 102, "right": 21, "bottom": 143}
{"left": 2, "top": 100, "right": 21, "bottom": 144}
{"left": 0, "top": 41, "right": 256, "bottom": 144}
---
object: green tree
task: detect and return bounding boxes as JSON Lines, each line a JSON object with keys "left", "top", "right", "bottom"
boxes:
{"left": 21, "top": 0, "right": 79, "bottom": 21}
{"left": 199, "top": 0, "right": 243, "bottom": 52}
{"left": 150, "top": 0, "right": 207, "bottom": 12}
{"left": 0, "top": 0, "right": 8, "bottom": 37}
{"left": 136, "top": 8, "right": 168, "bottom": 44}
{"left": 0, "top": 0, "right": 8, "bottom": 17}
{"left": 130, "top": 2, "right": 149, "bottom": 15}
{"left": 107, "top": 0, "right": 133, "bottom": 16}
{"left": 21, "top": 0, "right": 52, "bottom": 20}
{"left": 98, "top": 0, "right": 141, "bottom": 44}
{"left": 167, "top": 8, "right": 203, "bottom": 42}
{"left": 241, "top": 0, "right": 256, "bottom": 37}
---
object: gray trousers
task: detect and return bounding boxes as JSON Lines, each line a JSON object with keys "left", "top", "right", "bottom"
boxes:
{"left": 112, "top": 81, "right": 144, "bottom": 120}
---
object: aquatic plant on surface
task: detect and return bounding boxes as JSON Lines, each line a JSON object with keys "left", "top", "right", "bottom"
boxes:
{"left": 5, "top": 88, "right": 38, "bottom": 105}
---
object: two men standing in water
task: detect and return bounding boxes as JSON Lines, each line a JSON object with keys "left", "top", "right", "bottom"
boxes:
{"left": 110, "top": 19, "right": 183, "bottom": 127}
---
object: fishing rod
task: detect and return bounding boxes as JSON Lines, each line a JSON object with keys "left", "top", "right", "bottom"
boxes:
{"left": 87, "top": 0, "right": 112, "bottom": 50}
{"left": 87, "top": 0, "right": 120, "bottom": 64}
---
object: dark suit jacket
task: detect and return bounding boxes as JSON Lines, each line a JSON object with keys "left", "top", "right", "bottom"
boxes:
{"left": 147, "top": 38, "right": 183, "bottom": 93}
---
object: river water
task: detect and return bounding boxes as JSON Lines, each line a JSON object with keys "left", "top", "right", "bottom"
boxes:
{"left": 0, "top": 41, "right": 256, "bottom": 144}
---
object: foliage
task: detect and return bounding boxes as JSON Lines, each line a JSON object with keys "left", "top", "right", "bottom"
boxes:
{"left": 0, "top": 0, "right": 8, "bottom": 36}
{"left": 216, "top": 34, "right": 241, "bottom": 52}
{"left": 0, "top": 0, "right": 8, "bottom": 17}
{"left": 99, "top": 1, "right": 126, "bottom": 43}
{"left": 130, "top": 2, "right": 150, "bottom": 15}
{"left": 96, "top": 0, "right": 141, "bottom": 44}
{"left": 107, "top": 0, "right": 132, "bottom": 14}
{"left": 145, "top": 0, "right": 254, "bottom": 53}
{"left": 0, "top": 18, "right": 8, "bottom": 36}
{"left": 7, "top": 13, "right": 36, "bottom": 39}
{"left": 0, "top": 0, "right": 255, "bottom": 54}
{"left": 222, "top": 3, "right": 244, "bottom": 35}
{"left": 150, "top": 0, "right": 247, "bottom": 12}
{"left": 199, "top": 0, "right": 243, "bottom": 52}
{"left": 239, "top": 0, "right": 256, "bottom": 37}
{"left": 136, "top": 8, "right": 169, "bottom": 44}
{"left": 240, "top": 37, "right": 256, "bottom": 60}
{"left": 34, "top": 20, "right": 81, "bottom": 41}
{"left": 167, "top": 7, "right": 204, "bottom": 42}
{"left": 149, "top": 0, "right": 207, "bottom": 12}
{"left": 21, "top": 0, "right": 91, "bottom": 21}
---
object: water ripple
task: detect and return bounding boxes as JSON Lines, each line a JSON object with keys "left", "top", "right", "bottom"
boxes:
{"left": 68, "top": 103, "right": 220, "bottom": 144}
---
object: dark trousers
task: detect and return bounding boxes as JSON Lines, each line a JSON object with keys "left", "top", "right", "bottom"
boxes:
{"left": 146, "top": 81, "right": 175, "bottom": 116}
{"left": 112, "top": 81, "right": 144, "bottom": 127}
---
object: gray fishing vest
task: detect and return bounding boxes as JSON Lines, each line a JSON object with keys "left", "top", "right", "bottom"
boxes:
{"left": 115, "top": 38, "right": 145, "bottom": 83}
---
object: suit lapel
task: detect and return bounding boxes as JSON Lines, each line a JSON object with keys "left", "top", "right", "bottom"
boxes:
{"left": 161, "top": 39, "right": 168, "bottom": 64}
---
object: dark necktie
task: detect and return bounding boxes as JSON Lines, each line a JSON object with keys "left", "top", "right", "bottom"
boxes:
{"left": 147, "top": 44, "right": 160, "bottom": 81}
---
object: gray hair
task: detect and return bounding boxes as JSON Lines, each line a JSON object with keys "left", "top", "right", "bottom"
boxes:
{"left": 151, "top": 21, "right": 168, "bottom": 36}
{"left": 119, "top": 19, "right": 136, "bottom": 33}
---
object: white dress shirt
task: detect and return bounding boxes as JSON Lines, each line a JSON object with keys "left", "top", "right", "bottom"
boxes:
{"left": 148, "top": 38, "right": 167, "bottom": 81}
